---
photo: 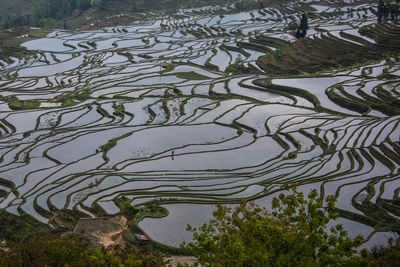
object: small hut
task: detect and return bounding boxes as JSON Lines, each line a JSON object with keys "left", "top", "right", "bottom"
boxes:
{"left": 134, "top": 234, "right": 149, "bottom": 245}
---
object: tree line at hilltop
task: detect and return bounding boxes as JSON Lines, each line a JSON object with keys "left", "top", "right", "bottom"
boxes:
{"left": 0, "top": 0, "right": 231, "bottom": 30}
{"left": 0, "top": 0, "right": 139, "bottom": 29}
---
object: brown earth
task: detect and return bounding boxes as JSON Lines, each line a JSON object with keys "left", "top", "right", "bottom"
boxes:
{"left": 256, "top": 22, "right": 400, "bottom": 76}
{"left": 73, "top": 215, "right": 128, "bottom": 249}
{"left": 92, "top": 216, "right": 128, "bottom": 248}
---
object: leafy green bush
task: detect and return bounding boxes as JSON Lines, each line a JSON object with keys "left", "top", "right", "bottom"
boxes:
{"left": 274, "top": 48, "right": 284, "bottom": 60}
{"left": 7, "top": 96, "right": 40, "bottom": 110}
{"left": 361, "top": 238, "right": 400, "bottom": 267}
{"left": 0, "top": 233, "right": 168, "bottom": 266}
{"left": 76, "top": 90, "right": 91, "bottom": 101}
{"left": 0, "top": 211, "right": 50, "bottom": 242}
{"left": 113, "top": 102, "right": 125, "bottom": 115}
{"left": 226, "top": 55, "right": 247, "bottom": 75}
{"left": 183, "top": 188, "right": 364, "bottom": 267}
{"left": 100, "top": 139, "right": 117, "bottom": 153}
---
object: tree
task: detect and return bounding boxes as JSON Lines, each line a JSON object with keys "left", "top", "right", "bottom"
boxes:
{"left": 99, "top": 0, "right": 108, "bottom": 10}
{"left": 300, "top": 13, "right": 308, "bottom": 31}
{"left": 295, "top": 13, "right": 308, "bottom": 39}
{"left": 226, "top": 55, "right": 247, "bottom": 75}
{"left": 127, "top": 0, "right": 137, "bottom": 12}
{"left": 77, "top": 0, "right": 91, "bottom": 10}
{"left": 28, "top": 0, "right": 92, "bottom": 28}
{"left": 360, "top": 237, "right": 400, "bottom": 266}
{"left": 383, "top": 1, "right": 389, "bottom": 21}
{"left": 388, "top": 2, "right": 400, "bottom": 20}
{"left": 183, "top": 188, "right": 364, "bottom": 267}
{"left": 0, "top": 233, "right": 169, "bottom": 266}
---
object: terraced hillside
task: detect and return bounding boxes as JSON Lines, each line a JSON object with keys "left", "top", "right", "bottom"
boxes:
{"left": 257, "top": 22, "right": 400, "bottom": 75}
{"left": 0, "top": 0, "right": 399, "bottom": 248}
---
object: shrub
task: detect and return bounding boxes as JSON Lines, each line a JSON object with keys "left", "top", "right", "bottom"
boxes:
{"left": 183, "top": 188, "right": 364, "bottom": 266}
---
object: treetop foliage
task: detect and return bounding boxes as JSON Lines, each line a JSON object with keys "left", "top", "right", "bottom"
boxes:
{"left": 377, "top": 0, "right": 399, "bottom": 22}
{"left": 183, "top": 187, "right": 364, "bottom": 267}
{"left": 295, "top": 13, "right": 308, "bottom": 39}
{"left": 0, "top": 233, "right": 168, "bottom": 267}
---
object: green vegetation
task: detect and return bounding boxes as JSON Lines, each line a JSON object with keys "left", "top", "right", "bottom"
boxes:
{"left": 2, "top": 190, "right": 400, "bottom": 266}
{"left": 362, "top": 239, "right": 400, "bottom": 266}
{"left": 113, "top": 102, "right": 125, "bottom": 115}
{"left": 50, "top": 209, "right": 90, "bottom": 230}
{"left": 161, "top": 64, "right": 175, "bottom": 73}
{"left": 0, "top": 0, "right": 139, "bottom": 29}
{"left": 0, "top": 27, "right": 49, "bottom": 62}
{"left": 234, "top": 0, "right": 254, "bottom": 11}
{"left": 377, "top": 0, "right": 400, "bottom": 23}
{"left": 0, "top": 0, "right": 235, "bottom": 29}
{"left": 6, "top": 96, "right": 40, "bottom": 110}
{"left": 234, "top": 0, "right": 287, "bottom": 11}
{"left": 61, "top": 98, "right": 77, "bottom": 107}
{"left": 176, "top": 72, "right": 210, "bottom": 80}
{"left": 1, "top": 2, "right": 400, "bottom": 266}
{"left": 0, "top": 233, "right": 168, "bottom": 266}
{"left": 100, "top": 139, "right": 118, "bottom": 153}
{"left": 226, "top": 55, "right": 248, "bottom": 75}
{"left": 287, "top": 19, "right": 299, "bottom": 31}
{"left": 114, "top": 198, "right": 185, "bottom": 256}
{"left": 99, "top": 132, "right": 133, "bottom": 160}
{"left": 274, "top": 48, "right": 284, "bottom": 60}
{"left": 0, "top": 211, "right": 50, "bottom": 242}
{"left": 0, "top": 0, "right": 92, "bottom": 29}
{"left": 257, "top": 22, "right": 400, "bottom": 76}
{"left": 295, "top": 13, "right": 309, "bottom": 39}
{"left": 182, "top": 188, "right": 400, "bottom": 266}
{"left": 183, "top": 187, "right": 364, "bottom": 266}
{"left": 76, "top": 90, "right": 91, "bottom": 101}
{"left": 132, "top": 202, "right": 168, "bottom": 226}
{"left": 115, "top": 197, "right": 138, "bottom": 219}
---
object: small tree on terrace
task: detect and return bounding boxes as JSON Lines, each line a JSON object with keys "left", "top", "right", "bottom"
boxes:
{"left": 295, "top": 13, "right": 309, "bottom": 39}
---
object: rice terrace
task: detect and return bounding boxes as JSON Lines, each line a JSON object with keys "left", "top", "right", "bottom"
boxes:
{"left": 1, "top": 0, "right": 400, "bottom": 253}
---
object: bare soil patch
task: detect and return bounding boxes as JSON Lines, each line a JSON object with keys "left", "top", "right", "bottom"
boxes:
{"left": 73, "top": 215, "right": 128, "bottom": 248}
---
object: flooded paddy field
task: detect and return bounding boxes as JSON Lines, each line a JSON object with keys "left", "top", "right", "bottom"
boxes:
{"left": 1, "top": 0, "right": 400, "bottom": 248}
